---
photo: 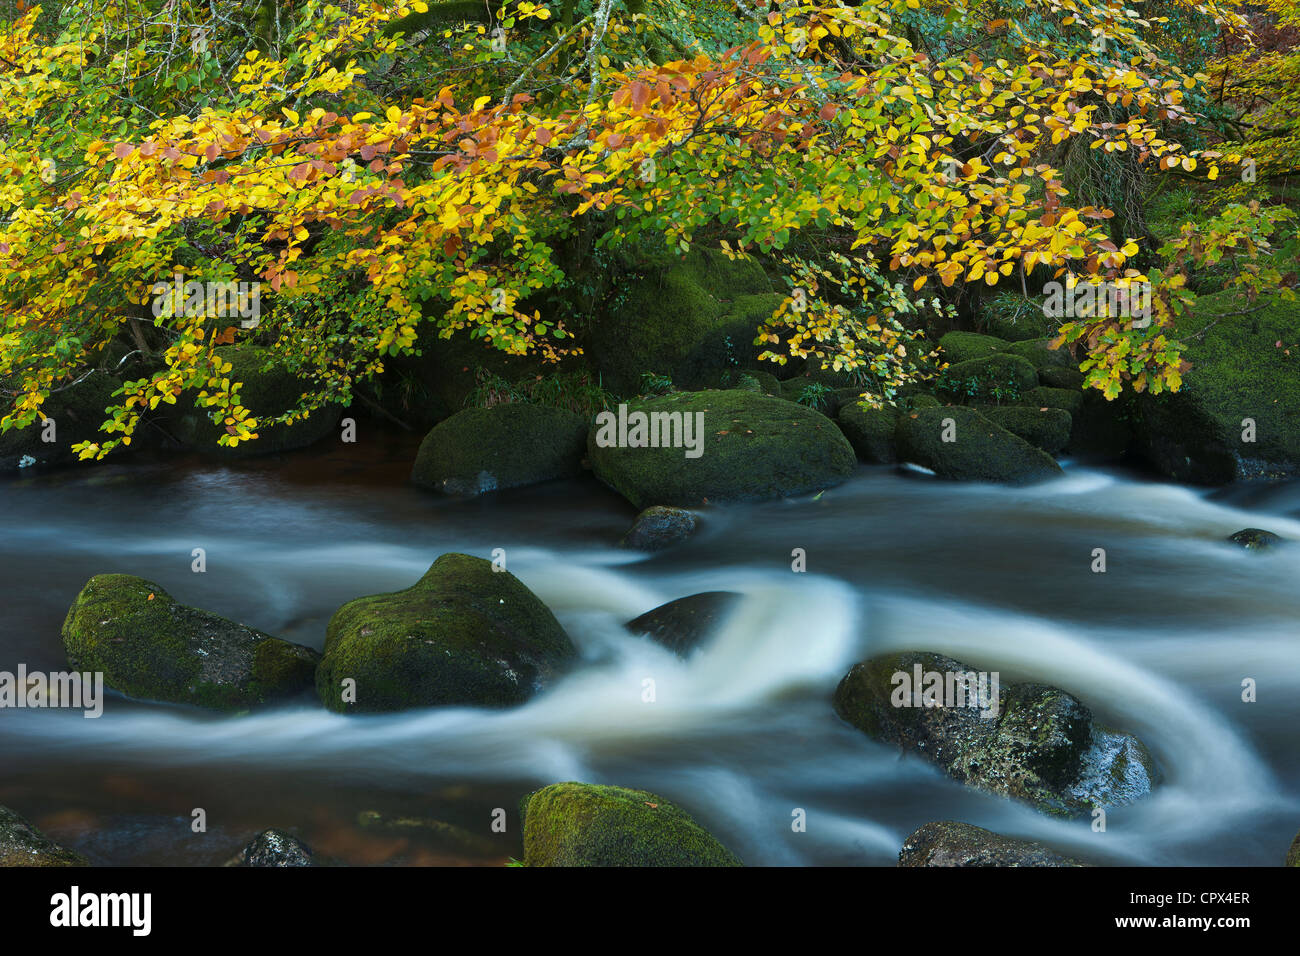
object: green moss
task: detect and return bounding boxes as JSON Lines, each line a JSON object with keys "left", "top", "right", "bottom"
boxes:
{"left": 1039, "top": 365, "right": 1085, "bottom": 389}
{"left": 316, "top": 553, "right": 576, "bottom": 713}
{"left": 837, "top": 401, "right": 900, "bottom": 463}
{"left": 939, "top": 353, "right": 1040, "bottom": 402}
{"left": 166, "top": 346, "right": 340, "bottom": 456}
{"left": 61, "top": 574, "right": 318, "bottom": 711}
{"left": 894, "top": 406, "right": 1062, "bottom": 483}
{"left": 1004, "top": 337, "right": 1074, "bottom": 371}
{"left": 938, "top": 330, "right": 1010, "bottom": 364}
{"left": 975, "top": 405, "right": 1072, "bottom": 455}
{"left": 0, "top": 806, "right": 87, "bottom": 867}
{"left": 1019, "top": 386, "right": 1085, "bottom": 417}
{"left": 587, "top": 389, "right": 857, "bottom": 509}
{"left": 1287, "top": 830, "right": 1300, "bottom": 867}
{"left": 410, "top": 404, "right": 588, "bottom": 496}
{"left": 982, "top": 294, "right": 1052, "bottom": 342}
{"left": 521, "top": 782, "right": 742, "bottom": 866}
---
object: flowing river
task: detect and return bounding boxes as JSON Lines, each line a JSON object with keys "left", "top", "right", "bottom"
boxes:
{"left": 2, "top": 430, "right": 1298, "bottom": 866}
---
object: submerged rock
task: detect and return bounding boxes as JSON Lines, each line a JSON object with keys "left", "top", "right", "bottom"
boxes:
{"left": 625, "top": 591, "right": 742, "bottom": 657}
{"left": 357, "top": 810, "right": 498, "bottom": 857}
{"left": 225, "top": 828, "right": 314, "bottom": 867}
{"left": 0, "top": 805, "right": 87, "bottom": 866}
{"left": 316, "top": 553, "right": 576, "bottom": 712}
{"left": 898, "top": 821, "right": 1089, "bottom": 867}
{"left": 61, "top": 574, "right": 319, "bottom": 712}
{"left": 410, "top": 403, "right": 588, "bottom": 496}
{"left": 895, "top": 406, "right": 1063, "bottom": 484}
{"left": 833, "top": 651, "right": 1156, "bottom": 817}
{"left": 588, "top": 390, "right": 856, "bottom": 509}
{"left": 621, "top": 505, "right": 698, "bottom": 551}
{"left": 1227, "top": 528, "right": 1284, "bottom": 551}
{"left": 521, "top": 782, "right": 741, "bottom": 867}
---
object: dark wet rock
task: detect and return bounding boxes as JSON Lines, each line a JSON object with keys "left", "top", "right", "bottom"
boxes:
{"left": 588, "top": 390, "right": 856, "bottom": 509}
{"left": 164, "top": 346, "right": 340, "bottom": 456}
{"left": 225, "top": 828, "right": 314, "bottom": 867}
{"left": 898, "top": 821, "right": 1089, "bottom": 867}
{"left": 316, "top": 553, "right": 576, "bottom": 712}
{"left": 833, "top": 651, "right": 1156, "bottom": 817}
{"left": 357, "top": 810, "right": 499, "bottom": 857}
{"left": 838, "top": 401, "right": 900, "bottom": 463}
{"left": 975, "top": 405, "right": 1072, "bottom": 456}
{"left": 621, "top": 506, "right": 698, "bottom": 551}
{"left": 410, "top": 403, "right": 587, "bottom": 496}
{"left": 1227, "top": 528, "right": 1284, "bottom": 551}
{"left": 625, "top": 591, "right": 742, "bottom": 657}
{"left": 1038, "top": 365, "right": 1086, "bottom": 390}
{"left": 895, "top": 406, "right": 1063, "bottom": 484}
{"left": 0, "top": 371, "right": 120, "bottom": 473}
{"left": 520, "top": 782, "right": 742, "bottom": 867}
{"left": 62, "top": 574, "right": 319, "bottom": 712}
{"left": 0, "top": 805, "right": 87, "bottom": 866}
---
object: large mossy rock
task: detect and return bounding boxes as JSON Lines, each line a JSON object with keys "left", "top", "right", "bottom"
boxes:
{"left": 0, "top": 371, "right": 119, "bottom": 473}
{"left": 625, "top": 591, "right": 742, "bottom": 657}
{"left": 62, "top": 574, "right": 319, "bottom": 712}
{"left": 833, "top": 651, "right": 1155, "bottom": 817}
{"left": 837, "top": 401, "right": 900, "bottom": 463}
{"left": 1004, "top": 337, "right": 1074, "bottom": 371}
{"left": 938, "top": 331, "right": 1010, "bottom": 364}
{"left": 585, "top": 247, "right": 775, "bottom": 394}
{"left": 0, "top": 805, "right": 87, "bottom": 866}
{"left": 1287, "top": 829, "right": 1300, "bottom": 867}
{"left": 938, "top": 353, "right": 1040, "bottom": 402}
{"left": 521, "top": 782, "right": 742, "bottom": 867}
{"left": 410, "top": 404, "right": 587, "bottom": 496}
{"left": 895, "top": 406, "right": 1063, "bottom": 483}
{"left": 1130, "top": 291, "right": 1300, "bottom": 482}
{"left": 975, "top": 405, "right": 1072, "bottom": 456}
{"left": 165, "top": 346, "right": 340, "bottom": 456}
{"left": 898, "top": 821, "right": 1088, "bottom": 867}
{"left": 588, "top": 390, "right": 857, "bottom": 509}
{"left": 316, "top": 553, "right": 576, "bottom": 712}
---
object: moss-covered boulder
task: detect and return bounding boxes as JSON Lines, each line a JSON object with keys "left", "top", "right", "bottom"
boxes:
{"left": 1019, "top": 385, "right": 1085, "bottom": 417}
{"left": 621, "top": 506, "right": 698, "bottom": 551}
{"left": 1038, "top": 365, "right": 1086, "bottom": 390}
{"left": 837, "top": 401, "right": 900, "bottom": 463}
{"left": 585, "top": 248, "right": 775, "bottom": 394}
{"left": 62, "top": 574, "right": 319, "bottom": 712}
{"left": 938, "top": 353, "right": 1040, "bottom": 403}
{"left": 316, "top": 553, "right": 576, "bottom": 712}
{"left": 225, "top": 829, "right": 314, "bottom": 867}
{"left": 521, "top": 782, "right": 742, "bottom": 866}
{"left": 939, "top": 331, "right": 1011, "bottom": 364}
{"left": 588, "top": 390, "right": 857, "bottom": 509}
{"left": 975, "top": 405, "right": 1072, "bottom": 456}
{"left": 898, "top": 821, "right": 1089, "bottom": 867}
{"left": 0, "top": 805, "right": 87, "bottom": 866}
{"left": 1287, "top": 829, "right": 1300, "bottom": 867}
{"left": 1004, "top": 337, "right": 1074, "bottom": 371}
{"left": 0, "top": 371, "right": 119, "bottom": 473}
{"left": 625, "top": 591, "right": 742, "bottom": 657}
{"left": 984, "top": 301, "right": 1052, "bottom": 342}
{"left": 410, "top": 404, "right": 588, "bottom": 496}
{"left": 1227, "top": 528, "right": 1284, "bottom": 551}
{"left": 1130, "top": 291, "right": 1300, "bottom": 482}
{"left": 833, "top": 651, "right": 1156, "bottom": 817}
{"left": 895, "top": 406, "right": 1063, "bottom": 483}
{"left": 165, "top": 346, "right": 340, "bottom": 456}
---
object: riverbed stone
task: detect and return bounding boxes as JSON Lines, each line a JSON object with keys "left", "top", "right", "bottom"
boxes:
{"left": 1227, "top": 528, "right": 1284, "bottom": 551}
{"left": 833, "top": 651, "right": 1156, "bottom": 817}
{"left": 0, "top": 805, "right": 87, "bottom": 866}
{"left": 62, "top": 574, "right": 319, "bottom": 712}
{"left": 838, "top": 401, "right": 900, "bottom": 463}
{"left": 316, "top": 553, "right": 576, "bottom": 712}
{"left": 625, "top": 591, "right": 742, "bottom": 657}
{"left": 588, "top": 390, "right": 857, "bottom": 509}
{"left": 895, "top": 406, "right": 1063, "bottom": 483}
{"left": 225, "top": 828, "right": 314, "bottom": 867}
{"left": 621, "top": 506, "right": 698, "bottom": 551}
{"left": 898, "top": 821, "right": 1089, "bottom": 867}
{"left": 521, "top": 782, "right": 742, "bottom": 866}
{"left": 411, "top": 403, "right": 588, "bottom": 496}
{"left": 164, "top": 346, "right": 341, "bottom": 456}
